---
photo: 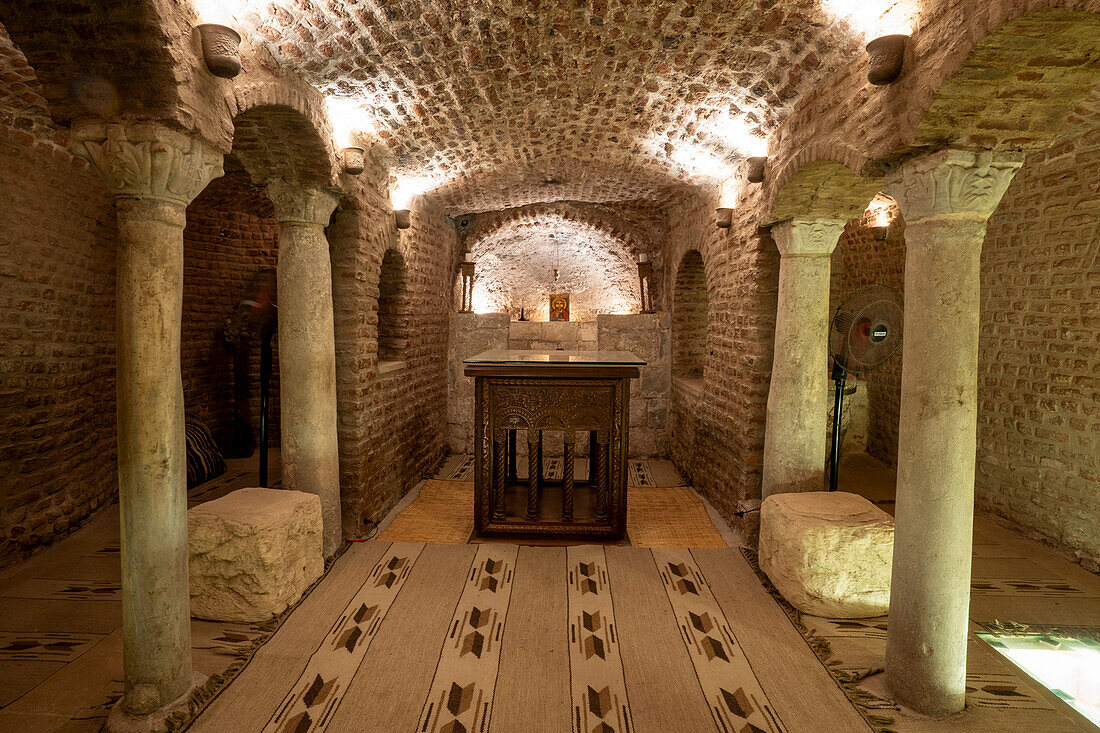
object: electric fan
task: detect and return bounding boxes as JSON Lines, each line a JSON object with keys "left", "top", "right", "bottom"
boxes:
{"left": 827, "top": 284, "right": 904, "bottom": 491}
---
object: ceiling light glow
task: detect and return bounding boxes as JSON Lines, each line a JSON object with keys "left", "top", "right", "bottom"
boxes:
{"left": 821, "top": 0, "right": 919, "bottom": 39}
{"left": 706, "top": 113, "right": 769, "bottom": 158}
{"left": 192, "top": 0, "right": 260, "bottom": 26}
{"left": 666, "top": 142, "right": 732, "bottom": 182}
{"left": 391, "top": 176, "right": 437, "bottom": 210}
{"left": 325, "top": 96, "right": 373, "bottom": 149}
{"left": 865, "top": 193, "right": 896, "bottom": 228}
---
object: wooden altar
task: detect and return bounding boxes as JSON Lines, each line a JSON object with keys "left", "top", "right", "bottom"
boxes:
{"left": 464, "top": 350, "right": 644, "bottom": 540}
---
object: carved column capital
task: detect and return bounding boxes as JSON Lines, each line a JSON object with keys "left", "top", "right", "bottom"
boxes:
{"left": 69, "top": 121, "right": 224, "bottom": 207}
{"left": 266, "top": 181, "right": 340, "bottom": 226}
{"left": 885, "top": 149, "right": 1023, "bottom": 224}
{"left": 770, "top": 218, "right": 846, "bottom": 258}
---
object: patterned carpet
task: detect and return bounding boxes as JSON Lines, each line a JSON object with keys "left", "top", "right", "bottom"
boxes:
{"left": 189, "top": 542, "right": 871, "bottom": 733}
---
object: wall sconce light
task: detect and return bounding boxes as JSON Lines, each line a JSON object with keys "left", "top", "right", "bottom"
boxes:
{"left": 871, "top": 223, "right": 890, "bottom": 241}
{"left": 196, "top": 24, "right": 242, "bottom": 79}
{"left": 867, "top": 34, "right": 909, "bottom": 85}
{"left": 746, "top": 156, "right": 768, "bottom": 184}
{"left": 341, "top": 146, "right": 365, "bottom": 175}
{"left": 459, "top": 253, "right": 476, "bottom": 313}
{"left": 715, "top": 207, "right": 733, "bottom": 229}
{"left": 395, "top": 209, "right": 411, "bottom": 230}
{"left": 637, "top": 253, "right": 654, "bottom": 314}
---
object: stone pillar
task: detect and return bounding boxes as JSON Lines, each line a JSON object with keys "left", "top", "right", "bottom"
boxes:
{"left": 70, "top": 122, "right": 223, "bottom": 726}
{"left": 762, "top": 218, "right": 846, "bottom": 498}
{"left": 883, "top": 149, "right": 1022, "bottom": 716}
{"left": 266, "top": 182, "right": 342, "bottom": 558}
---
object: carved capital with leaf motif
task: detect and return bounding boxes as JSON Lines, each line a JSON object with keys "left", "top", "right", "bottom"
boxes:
{"left": 266, "top": 181, "right": 340, "bottom": 226}
{"left": 770, "top": 218, "right": 846, "bottom": 258}
{"left": 69, "top": 121, "right": 224, "bottom": 207}
{"left": 885, "top": 149, "right": 1023, "bottom": 224}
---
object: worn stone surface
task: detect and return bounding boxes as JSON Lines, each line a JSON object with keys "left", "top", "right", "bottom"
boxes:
{"left": 187, "top": 488, "right": 323, "bottom": 623}
{"left": 597, "top": 313, "right": 671, "bottom": 457}
{"left": 759, "top": 491, "right": 894, "bottom": 619}
{"left": 762, "top": 218, "right": 845, "bottom": 498}
{"left": 446, "top": 313, "right": 510, "bottom": 454}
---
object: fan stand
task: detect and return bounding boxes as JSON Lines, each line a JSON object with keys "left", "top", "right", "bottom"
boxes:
{"left": 828, "top": 360, "right": 847, "bottom": 492}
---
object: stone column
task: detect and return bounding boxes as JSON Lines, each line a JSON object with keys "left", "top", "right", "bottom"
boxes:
{"left": 762, "top": 218, "right": 846, "bottom": 498}
{"left": 267, "top": 182, "right": 342, "bottom": 558}
{"left": 883, "top": 149, "right": 1021, "bottom": 716}
{"left": 70, "top": 122, "right": 223, "bottom": 725}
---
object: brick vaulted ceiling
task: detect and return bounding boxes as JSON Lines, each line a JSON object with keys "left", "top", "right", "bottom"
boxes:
{"left": 240, "top": 0, "right": 866, "bottom": 213}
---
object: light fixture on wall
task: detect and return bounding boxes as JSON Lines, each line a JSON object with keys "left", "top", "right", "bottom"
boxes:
{"left": 341, "top": 146, "right": 365, "bottom": 175}
{"left": 394, "top": 209, "right": 411, "bottom": 230}
{"left": 871, "top": 223, "right": 890, "bottom": 241}
{"left": 637, "top": 253, "right": 654, "bottom": 314}
{"left": 866, "top": 34, "right": 909, "bottom": 85}
{"left": 746, "top": 156, "right": 768, "bottom": 184}
{"left": 715, "top": 207, "right": 733, "bottom": 229}
{"left": 459, "top": 252, "right": 476, "bottom": 313}
{"left": 196, "top": 23, "right": 242, "bottom": 79}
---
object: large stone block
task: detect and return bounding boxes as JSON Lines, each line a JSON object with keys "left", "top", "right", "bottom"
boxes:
{"left": 188, "top": 488, "right": 324, "bottom": 622}
{"left": 759, "top": 491, "right": 893, "bottom": 618}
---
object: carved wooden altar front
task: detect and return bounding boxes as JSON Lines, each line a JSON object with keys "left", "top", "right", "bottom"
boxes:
{"left": 464, "top": 351, "right": 643, "bottom": 540}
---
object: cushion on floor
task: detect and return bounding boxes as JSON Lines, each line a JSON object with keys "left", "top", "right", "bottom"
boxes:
{"left": 759, "top": 491, "right": 893, "bottom": 618}
{"left": 188, "top": 488, "right": 323, "bottom": 623}
{"left": 185, "top": 415, "right": 226, "bottom": 489}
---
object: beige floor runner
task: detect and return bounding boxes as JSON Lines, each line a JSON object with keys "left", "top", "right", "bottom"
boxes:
{"left": 189, "top": 541, "right": 869, "bottom": 733}
{"left": 377, "top": 481, "right": 726, "bottom": 548}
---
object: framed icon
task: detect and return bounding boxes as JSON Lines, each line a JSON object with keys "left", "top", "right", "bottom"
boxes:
{"left": 549, "top": 293, "right": 569, "bottom": 322}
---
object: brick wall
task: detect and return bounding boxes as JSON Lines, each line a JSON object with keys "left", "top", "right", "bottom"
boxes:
{"left": 0, "top": 53, "right": 117, "bottom": 567}
{"left": 830, "top": 203, "right": 906, "bottom": 467}
{"left": 977, "top": 132, "right": 1100, "bottom": 561}
{"left": 331, "top": 153, "right": 458, "bottom": 536}
{"left": 182, "top": 166, "right": 282, "bottom": 455}
{"left": 665, "top": 188, "right": 781, "bottom": 536}
{"left": 672, "top": 249, "right": 708, "bottom": 379}
{"left": 377, "top": 249, "right": 410, "bottom": 362}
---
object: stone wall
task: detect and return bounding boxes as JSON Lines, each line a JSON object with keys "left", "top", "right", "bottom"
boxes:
{"left": 182, "top": 165, "right": 282, "bottom": 454}
{"left": 977, "top": 132, "right": 1100, "bottom": 562}
{"left": 0, "top": 37, "right": 117, "bottom": 568}
{"left": 446, "top": 313, "right": 510, "bottom": 454}
{"left": 597, "top": 313, "right": 671, "bottom": 458}
{"left": 508, "top": 321, "right": 597, "bottom": 352}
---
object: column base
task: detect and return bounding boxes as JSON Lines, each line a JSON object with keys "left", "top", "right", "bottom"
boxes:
{"left": 106, "top": 673, "right": 207, "bottom": 733}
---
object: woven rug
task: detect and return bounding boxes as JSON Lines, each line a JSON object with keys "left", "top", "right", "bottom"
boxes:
{"left": 377, "top": 481, "right": 726, "bottom": 548}
{"left": 188, "top": 542, "right": 870, "bottom": 733}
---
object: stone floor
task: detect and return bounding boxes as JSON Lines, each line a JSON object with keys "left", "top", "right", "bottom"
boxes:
{"left": 0, "top": 450, "right": 1096, "bottom": 731}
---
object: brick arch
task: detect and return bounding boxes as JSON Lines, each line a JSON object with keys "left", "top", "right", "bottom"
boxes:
{"left": 905, "top": 9, "right": 1100, "bottom": 152}
{"left": 231, "top": 82, "right": 338, "bottom": 187}
{"left": 672, "top": 249, "right": 709, "bottom": 380}
{"left": 766, "top": 154, "right": 883, "bottom": 224}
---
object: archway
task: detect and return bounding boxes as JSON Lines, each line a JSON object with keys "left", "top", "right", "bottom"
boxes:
{"left": 672, "top": 250, "right": 708, "bottom": 381}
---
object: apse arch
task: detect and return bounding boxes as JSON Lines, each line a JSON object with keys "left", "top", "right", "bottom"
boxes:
{"left": 461, "top": 212, "right": 644, "bottom": 321}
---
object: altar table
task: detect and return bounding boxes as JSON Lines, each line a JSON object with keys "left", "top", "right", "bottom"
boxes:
{"left": 464, "top": 350, "right": 644, "bottom": 540}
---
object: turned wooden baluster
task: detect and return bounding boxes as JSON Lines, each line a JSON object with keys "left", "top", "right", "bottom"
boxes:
{"left": 507, "top": 429, "right": 517, "bottom": 482}
{"left": 562, "top": 431, "right": 576, "bottom": 521}
{"left": 595, "top": 430, "right": 610, "bottom": 522}
{"left": 588, "top": 431, "right": 597, "bottom": 483}
{"left": 493, "top": 429, "right": 507, "bottom": 520}
{"left": 526, "top": 429, "right": 540, "bottom": 520}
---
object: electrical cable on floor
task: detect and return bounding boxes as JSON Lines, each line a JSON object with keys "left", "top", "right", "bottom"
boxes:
{"left": 347, "top": 519, "right": 379, "bottom": 542}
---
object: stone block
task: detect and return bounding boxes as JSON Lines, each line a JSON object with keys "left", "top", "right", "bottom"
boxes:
{"left": 188, "top": 488, "right": 324, "bottom": 622}
{"left": 759, "top": 491, "right": 893, "bottom": 618}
